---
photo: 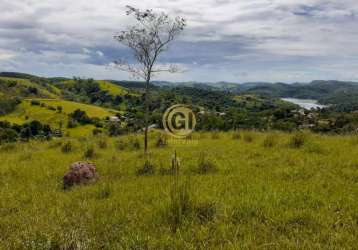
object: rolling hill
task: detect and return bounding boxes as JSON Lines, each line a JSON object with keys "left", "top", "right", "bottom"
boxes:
{"left": 0, "top": 73, "right": 127, "bottom": 136}
{"left": 0, "top": 98, "right": 119, "bottom": 136}
{"left": 0, "top": 76, "right": 60, "bottom": 99}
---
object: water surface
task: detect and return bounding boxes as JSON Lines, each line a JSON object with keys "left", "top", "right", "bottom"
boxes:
{"left": 282, "top": 98, "right": 328, "bottom": 110}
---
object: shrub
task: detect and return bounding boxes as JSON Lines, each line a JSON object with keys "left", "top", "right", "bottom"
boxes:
{"left": 69, "top": 109, "right": 92, "bottom": 125}
{"left": 0, "top": 128, "right": 18, "bottom": 143}
{"left": 57, "top": 106, "right": 63, "bottom": 113}
{"left": 97, "top": 137, "right": 107, "bottom": 149}
{"left": 196, "top": 152, "right": 218, "bottom": 174}
{"left": 128, "top": 136, "right": 140, "bottom": 150}
{"left": 83, "top": 145, "right": 95, "bottom": 159}
{"left": 136, "top": 160, "right": 155, "bottom": 176}
{"left": 67, "top": 119, "right": 78, "bottom": 128}
{"left": 61, "top": 141, "right": 73, "bottom": 153}
{"left": 0, "top": 98, "right": 20, "bottom": 115}
{"left": 194, "top": 202, "right": 216, "bottom": 223}
{"left": 243, "top": 132, "right": 254, "bottom": 143}
{"left": 92, "top": 128, "right": 103, "bottom": 136}
{"left": 289, "top": 133, "right": 306, "bottom": 148}
{"left": 30, "top": 100, "right": 41, "bottom": 106}
{"left": 108, "top": 122, "right": 124, "bottom": 136}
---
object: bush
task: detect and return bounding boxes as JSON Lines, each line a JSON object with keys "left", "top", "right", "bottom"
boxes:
{"left": 243, "top": 132, "right": 254, "bottom": 143}
{"left": 136, "top": 160, "right": 155, "bottom": 176}
{"left": 67, "top": 119, "right": 78, "bottom": 128}
{"left": 83, "top": 145, "right": 95, "bottom": 159}
{"left": 92, "top": 128, "right": 103, "bottom": 136}
{"left": 0, "top": 98, "right": 20, "bottom": 115}
{"left": 107, "top": 122, "right": 124, "bottom": 136}
{"left": 69, "top": 109, "right": 92, "bottom": 125}
{"left": 128, "top": 136, "right": 140, "bottom": 150}
{"left": 61, "top": 141, "right": 73, "bottom": 153}
{"left": 0, "top": 128, "right": 18, "bottom": 143}
{"left": 57, "top": 106, "right": 63, "bottom": 113}
{"left": 289, "top": 133, "right": 306, "bottom": 148}
{"left": 196, "top": 152, "right": 218, "bottom": 174}
{"left": 97, "top": 138, "right": 107, "bottom": 149}
{"left": 30, "top": 100, "right": 41, "bottom": 106}
{"left": 194, "top": 202, "right": 217, "bottom": 223}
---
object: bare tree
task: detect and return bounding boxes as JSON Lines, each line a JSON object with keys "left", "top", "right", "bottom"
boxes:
{"left": 114, "top": 6, "right": 186, "bottom": 154}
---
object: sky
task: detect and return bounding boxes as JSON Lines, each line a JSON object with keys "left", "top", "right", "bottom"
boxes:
{"left": 0, "top": 0, "right": 357, "bottom": 83}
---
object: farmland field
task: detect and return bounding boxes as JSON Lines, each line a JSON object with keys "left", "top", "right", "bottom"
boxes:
{"left": 0, "top": 131, "right": 357, "bottom": 249}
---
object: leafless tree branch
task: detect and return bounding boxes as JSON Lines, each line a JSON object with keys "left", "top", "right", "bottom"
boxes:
{"left": 113, "top": 6, "right": 186, "bottom": 153}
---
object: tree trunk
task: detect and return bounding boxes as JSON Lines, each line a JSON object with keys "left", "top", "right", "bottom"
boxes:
{"left": 144, "top": 78, "right": 150, "bottom": 154}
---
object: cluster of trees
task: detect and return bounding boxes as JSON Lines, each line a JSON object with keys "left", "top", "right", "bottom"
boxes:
{"left": 0, "top": 78, "right": 42, "bottom": 98}
{"left": 54, "top": 78, "right": 142, "bottom": 112}
{"left": 120, "top": 87, "right": 301, "bottom": 132}
{"left": 67, "top": 109, "right": 104, "bottom": 129}
{"left": 0, "top": 120, "right": 53, "bottom": 143}
{"left": 0, "top": 98, "right": 21, "bottom": 116}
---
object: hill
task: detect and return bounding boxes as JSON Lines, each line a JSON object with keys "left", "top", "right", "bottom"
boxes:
{"left": 0, "top": 76, "right": 60, "bottom": 99}
{"left": 0, "top": 98, "right": 118, "bottom": 136}
{"left": 155, "top": 80, "right": 358, "bottom": 112}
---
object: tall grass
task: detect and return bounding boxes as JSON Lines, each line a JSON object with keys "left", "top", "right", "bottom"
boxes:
{"left": 0, "top": 131, "right": 358, "bottom": 249}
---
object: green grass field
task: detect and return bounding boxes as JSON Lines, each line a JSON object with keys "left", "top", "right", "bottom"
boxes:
{"left": 97, "top": 80, "right": 129, "bottom": 96}
{"left": 0, "top": 99, "right": 118, "bottom": 136}
{"left": 0, "top": 131, "right": 357, "bottom": 249}
{"left": 0, "top": 77, "right": 60, "bottom": 98}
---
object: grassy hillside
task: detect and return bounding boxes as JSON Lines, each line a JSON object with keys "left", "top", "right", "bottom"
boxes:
{"left": 54, "top": 79, "right": 129, "bottom": 95}
{"left": 0, "top": 99, "right": 118, "bottom": 136}
{"left": 0, "top": 76, "right": 60, "bottom": 99}
{"left": 97, "top": 80, "right": 129, "bottom": 96}
{"left": 0, "top": 131, "right": 357, "bottom": 249}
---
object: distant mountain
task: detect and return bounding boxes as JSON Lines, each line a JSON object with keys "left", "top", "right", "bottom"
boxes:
{"left": 154, "top": 79, "right": 358, "bottom": 112}
{"left": 2, "top": 72, "right": 358, "bottom": 111}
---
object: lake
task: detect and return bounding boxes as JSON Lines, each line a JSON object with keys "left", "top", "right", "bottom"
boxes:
{"left": 282, "top": 98, "right": 328, "bottom": 110}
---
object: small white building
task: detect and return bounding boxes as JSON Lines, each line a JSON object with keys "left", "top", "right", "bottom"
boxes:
{"left": 109, "top": 116, "right": 120, "bottom": 122}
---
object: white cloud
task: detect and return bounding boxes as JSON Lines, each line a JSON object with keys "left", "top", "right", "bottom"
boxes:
{"left": 0, "top": 0, "right": 357, "bottom": 82}
{"left": 0, "top": 50, "right": 16, "bottom": 60}
{"left": 96, "top": 50, "right": 104, "bottom": 57}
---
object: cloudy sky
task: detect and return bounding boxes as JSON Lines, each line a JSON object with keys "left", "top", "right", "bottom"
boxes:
{"left": 0, "top": 0, "right": 357, "bottom": 83}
